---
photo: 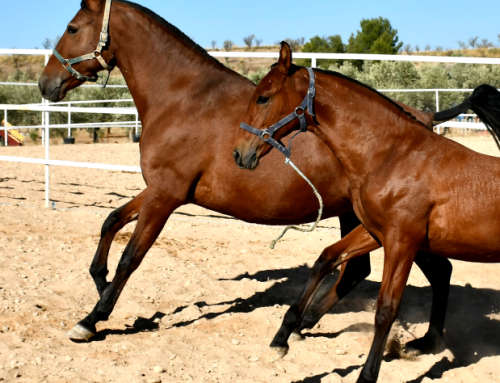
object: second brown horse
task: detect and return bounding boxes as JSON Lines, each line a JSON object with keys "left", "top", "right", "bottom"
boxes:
{"left": 235, "top": 42, "right": 500, "bottom": 383}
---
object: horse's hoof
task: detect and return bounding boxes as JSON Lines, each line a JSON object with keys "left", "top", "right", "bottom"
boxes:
{"left": 289, "top": 330, "right": 305, "bottom": 341}
{"left": 65, "top": 324, "right": 95, "bottom": 342}
{"left": 405, "top": 335, "right": 445, "bottom": 355}
{"left": 356, "top": 375, "right": 375, "bottom": 383}
{"left": 268, "top": 346, "right": 289, "bottom": 363}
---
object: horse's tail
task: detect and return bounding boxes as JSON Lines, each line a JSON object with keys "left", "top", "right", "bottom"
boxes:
{"left": 433, "top": 84, "right": 500, "bottom": 149}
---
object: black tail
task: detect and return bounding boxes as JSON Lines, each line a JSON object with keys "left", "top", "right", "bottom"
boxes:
{"left": 434, "top": 84, "right": 500, "bottom": 149}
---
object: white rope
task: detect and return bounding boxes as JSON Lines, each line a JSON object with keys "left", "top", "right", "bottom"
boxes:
{"left": 270, "top": 158, "right": 324, "bottom": 249}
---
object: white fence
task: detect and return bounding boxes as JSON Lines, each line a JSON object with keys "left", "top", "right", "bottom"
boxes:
{"left": 0, "top": 49, "right": 499, "bottom": 209}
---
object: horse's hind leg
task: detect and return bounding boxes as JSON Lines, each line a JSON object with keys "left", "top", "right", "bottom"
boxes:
{"left": 269, "top": 225, "right": 380, "bottom": 361}
{"left": 90, "top": 190, "right": 145, "bottom": 297}
{"left": 405, "top": 252, "right": 452, "bottom": 354}
{"left": 66, "top": 194, "right": 178, "bottom": 341}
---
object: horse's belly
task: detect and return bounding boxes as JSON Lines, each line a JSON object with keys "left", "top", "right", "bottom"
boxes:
{"left": 428, "top": 205, "right": 500, "bottom": 262}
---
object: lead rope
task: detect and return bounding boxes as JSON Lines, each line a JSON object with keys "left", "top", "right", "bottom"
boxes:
{"left": 270, "top": 157, "right": 324, "bottom": 249}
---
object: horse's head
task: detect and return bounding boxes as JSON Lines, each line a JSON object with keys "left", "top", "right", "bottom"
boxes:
{"left": 233, "top": 42, "right": 311, "bottom": 170}
{"left": 38, "top": 0, "right": 116, "bottom": 102}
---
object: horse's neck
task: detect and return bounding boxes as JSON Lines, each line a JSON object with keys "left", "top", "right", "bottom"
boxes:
{"left": 110, "top": 3, "right": 250, "bottom": 125}
{"left": 312, "top": 73, "right": 425, "bottom": 182}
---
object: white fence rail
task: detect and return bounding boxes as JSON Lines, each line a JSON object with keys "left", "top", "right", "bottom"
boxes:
{"left": 0, "top": 49, "right": 499, "bottom": 209}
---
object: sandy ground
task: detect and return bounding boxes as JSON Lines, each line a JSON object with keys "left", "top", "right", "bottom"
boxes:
{"left": 0, "top": 136, "right": 499, "bottom": 383}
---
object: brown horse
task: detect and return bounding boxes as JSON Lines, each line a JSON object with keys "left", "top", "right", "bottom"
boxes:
{"left": 235, "top": 42, "right": 500, "bottom": 383}
{"left": 39, "top": 0, "right": 462, "bottom": 346}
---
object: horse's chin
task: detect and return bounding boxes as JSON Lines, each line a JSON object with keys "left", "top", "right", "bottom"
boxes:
{"left": 45, "top": 87, "right": 67, "bottom": 103}
{"left": 39, "top": 74, "right": 74, "bottom": 103}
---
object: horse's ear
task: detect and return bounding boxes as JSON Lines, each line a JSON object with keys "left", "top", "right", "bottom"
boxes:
{"left": 81, "top": 0, "right": 102, "bottom": 12}
{"left": 277, "top": 41, "right": 292, "bottom": 75}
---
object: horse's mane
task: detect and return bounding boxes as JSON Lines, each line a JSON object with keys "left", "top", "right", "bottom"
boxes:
{"left": 305, "top": 65, "right": 429, "bottom": 129}
{"left": 80, "top": 0, "right": 225, "bottom": 69}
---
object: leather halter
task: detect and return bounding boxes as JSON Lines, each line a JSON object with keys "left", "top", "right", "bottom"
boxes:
{"left": 240, "top": 67, "right": 316, "bottom": 158}
{"left": 53, "top": 0, "right": 114, "bottom": 88}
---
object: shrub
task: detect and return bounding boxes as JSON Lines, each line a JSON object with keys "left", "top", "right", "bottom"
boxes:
{"left": 327, "top": 60, "right": 500, "bottom": 112}
{"left": 243, "top": 67, "right": 270, "bottom": 84}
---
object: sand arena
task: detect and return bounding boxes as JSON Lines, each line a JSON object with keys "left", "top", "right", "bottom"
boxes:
{"left": 0, "top": 136, "right": 499, "bottom": 382}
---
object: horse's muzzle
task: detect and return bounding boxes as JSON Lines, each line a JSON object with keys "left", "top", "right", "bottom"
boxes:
{"left": 38, "top": 73, "right": 64, "bottom": 102}
{"left": 233, "top": 148, "right": 259, "bottom": 170}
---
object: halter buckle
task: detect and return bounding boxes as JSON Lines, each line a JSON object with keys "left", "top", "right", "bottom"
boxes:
{"left": 100, "top": 32, "right": 109, "bottom": 43}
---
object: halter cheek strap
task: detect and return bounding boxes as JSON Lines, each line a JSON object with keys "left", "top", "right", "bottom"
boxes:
{"left": 240, "top": 67, "right": 316, "bottom": 158}
{"left": 53, "top": 0, "right": 114, "bottom": 88}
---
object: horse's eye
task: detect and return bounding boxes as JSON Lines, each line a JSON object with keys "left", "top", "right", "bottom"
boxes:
{"left": 67, "top": 26, "right": 78, "bottom": 34}
{"left": 257, "top": 96, "right": 269, "bottom": 105}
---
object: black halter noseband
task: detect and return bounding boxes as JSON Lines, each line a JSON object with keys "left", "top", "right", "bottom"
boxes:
{"left": 240, "top": 67, "right": 316, "bottom": 158}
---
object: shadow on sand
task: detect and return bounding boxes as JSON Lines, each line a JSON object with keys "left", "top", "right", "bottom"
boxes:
{"left": 171, "top": 265, "right": 500, "bottom": 382}
{"left": 88, "top": 312, "right": 166, "bottom": 342}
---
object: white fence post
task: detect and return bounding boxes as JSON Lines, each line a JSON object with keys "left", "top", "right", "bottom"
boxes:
{"left": 311, "top": 58, "right": 317, "bottom": 68}
{"left": 3, "top": 109, "right": 7, "bottom": 146}
{"left": 436, "top": 90, "right": 440, "bottom": 135}
{"left": 68, "top": 103, "right": 71, "bottom": 138}
{"left": 45, "top": 109, "right": 50, "bottom": 208}
{"left": 135, "top": 112, "right": 139, "bottom": 135}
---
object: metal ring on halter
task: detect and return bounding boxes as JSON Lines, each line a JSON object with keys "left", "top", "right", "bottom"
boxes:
{"left": 295, "top": 106, "right": 304, "bottom": 116}
{"left": 261, "top": 129, "right": 272, "bottom": 141}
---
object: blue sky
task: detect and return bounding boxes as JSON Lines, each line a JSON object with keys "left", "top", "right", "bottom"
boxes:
{"left": 1, "top": 0, "right": 499, "bottom": 51}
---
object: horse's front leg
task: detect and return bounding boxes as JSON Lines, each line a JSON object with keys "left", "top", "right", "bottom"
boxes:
{"left": 357, "top": 234, "right": 418, "bottom": 383}
{"left": 66, "top": 193, "right": 179, "bottom": 341}
{"left": 90, "top": 190, "right": 145, "bottom": 297}
{"left": 269, "top": 225, "right": 380, "bottom": 361}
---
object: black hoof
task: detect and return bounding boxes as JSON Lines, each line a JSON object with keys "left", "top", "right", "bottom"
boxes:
{"left": 405, "top": 333, "right": 445, "bottom": 355}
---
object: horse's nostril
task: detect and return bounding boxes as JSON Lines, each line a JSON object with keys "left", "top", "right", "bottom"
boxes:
{"left": 247, "top": 153, "right": 257, "bottom": 170}
{"left": 233, "top": 149, "right": 241, "bottom": 165}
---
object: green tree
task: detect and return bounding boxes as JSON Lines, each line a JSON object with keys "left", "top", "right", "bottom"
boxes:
{"left": 297, "top": 35, "right": 346, "bottom": 68}
{"left": 347, "top": 17, "right": 403, "bottom": 68}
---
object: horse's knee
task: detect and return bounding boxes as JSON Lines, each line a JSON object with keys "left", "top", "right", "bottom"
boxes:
{"left": 89, "top": 263, "right": 107, "bottom": 279}
{"left": 116, "top": 251, "right": 142, "bottom": 276}
{"left": 317, "top": 244, "right": 345, "bottom": 265}
{"left": 101, "top": 209, "right": 122, "bottom": 236}
{"left": 335, "top": 254, "right": 371, "bottom": 298}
